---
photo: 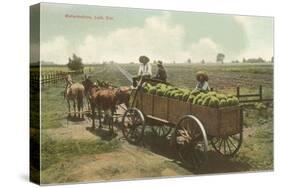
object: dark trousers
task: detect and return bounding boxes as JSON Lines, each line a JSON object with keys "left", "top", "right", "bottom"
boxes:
{"left": 152, "top": 76, "right": 166, "bottom": 83}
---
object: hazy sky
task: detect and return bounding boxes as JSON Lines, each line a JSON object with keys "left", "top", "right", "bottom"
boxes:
{"left": 37, "top": 3, "right": 274, "bottom": 64}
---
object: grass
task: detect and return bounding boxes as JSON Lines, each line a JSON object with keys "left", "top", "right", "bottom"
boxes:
{"left": 243, "top": 103, "right": 273, "bottom": 128}
{"left": 40, "top": 70, "right": 94, "bottom": 129}
{"left": 41, "top": 135, "right": 120, "bottom": 170}
{"left": 233, "top": 124, "right": 273, "bottom": 170}
{"left": 41, "top": 84, "right": 67, "bottom": 129}
{"left": 230, "top": 103, "right": 273, "bottom": 170}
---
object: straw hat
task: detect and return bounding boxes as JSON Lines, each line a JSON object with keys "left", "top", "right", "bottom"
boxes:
{"left": 196, "top": 71, "right": 208, "bottom": 81}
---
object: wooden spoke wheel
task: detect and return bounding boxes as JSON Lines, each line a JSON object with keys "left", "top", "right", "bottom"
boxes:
{"left": 210, "top": 132, "right": 242, "bottom": 157}
{"left": 175, "top": 115, "right": 208, "bottom": 169}
{"left": 152, "top": 124, "right": 172, "bottom": 137}
{"left": 122, "top": 108, "right": 145, "bottom": 144}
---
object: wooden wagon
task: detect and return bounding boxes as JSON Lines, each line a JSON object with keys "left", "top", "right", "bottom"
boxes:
{"left": 121, "top": 83, "right": 243, "bottom": 168}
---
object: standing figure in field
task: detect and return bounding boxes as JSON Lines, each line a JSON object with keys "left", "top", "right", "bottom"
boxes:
{"left": 153, "top": 60, "right": 167, "bottom": 82}
{"left": 194, "top": 71, "right": 210, "bottom": 92}
{"left": 64, "top": 74, "right": 85, "bottom": 118}
{"left": 132, "top": 55, "right": 152, "bottom": 87}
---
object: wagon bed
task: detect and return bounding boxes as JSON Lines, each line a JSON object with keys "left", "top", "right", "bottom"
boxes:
{"left": 133, "top": 90, "right": 242, "bottom": 137}
{"left": 122, "top": 87, "right": 243, "bottom": 168}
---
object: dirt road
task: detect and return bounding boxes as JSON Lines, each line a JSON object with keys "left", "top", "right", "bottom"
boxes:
{"left": 41, "top": 114, "right": 260, "bottom": 184}
{"left": 42, "top": 119, "right": 191, "bottom": 184}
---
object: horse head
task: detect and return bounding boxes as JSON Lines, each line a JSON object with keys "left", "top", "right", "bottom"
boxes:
{"left": 115, "top": 86, "right": 132, "bottom": 107}
{"left": 82, "top": 78, "right": 97, "bottom": 96}
{"left": 96, "top": 80, "right": 113, "bottom": 89}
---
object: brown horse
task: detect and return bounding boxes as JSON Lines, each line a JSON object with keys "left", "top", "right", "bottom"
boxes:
{"left": 65, "top": 75, "right": 85, "bottom": 118}
{"left": 82, "top": 79, "right": 131, "bottom": 131}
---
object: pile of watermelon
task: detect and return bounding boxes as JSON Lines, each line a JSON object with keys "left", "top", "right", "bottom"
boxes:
{"left": 143, "top": 83, "right": 239, "bottom": 108}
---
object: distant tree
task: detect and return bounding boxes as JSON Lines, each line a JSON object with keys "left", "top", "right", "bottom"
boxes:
{"left": 271, "top": 56, "right": 274, "bottom": 63}
{"left": 242, "top": 58, "right": 246, "bottom": 63}
{"left": 216, "top": 53, "right": 225, "bottom": 64}
{"left": 201, "top": 59, "right": 205, "bottom": 64}
{"left": 67, "top": 54, "right": 84, "bottom": 72}
{"left": 187, "top": 58, "right": 191, "bottom": 64}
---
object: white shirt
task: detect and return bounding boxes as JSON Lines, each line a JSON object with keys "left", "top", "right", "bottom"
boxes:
{"left": 138, "top": 63, "right": 152, "bottom": 76}
{"left": 195, "top": 81, "right": 210, "bottom": 91}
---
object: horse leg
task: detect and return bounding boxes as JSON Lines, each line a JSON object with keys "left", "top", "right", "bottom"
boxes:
{"left": 73, "top": 100, "right": 76, "bottom": 117}
{"left": 67, "top": 99, "right": 71, "bottom": 117}
{"left": 98, "top": 107, "right": 102, "bottom": 129}
{"left": 87, "top": 98, "right": 90, "bottom": 110}
{"left": 110, "top": 108, "right": 114, "bottom": 133}
{"left": 104, "top": 110, "right": 109, "bottom": 129}
{"left": 81, "top": 99, "right": 84, "bottom": 119}
{"left": 78, "top": 91, "right": 84, "bottom": 119}
{"left": 91, "top": 103, "right": 95, "bottom": 129}
{"left": 77, "top": 100, "right": 81, "bottom": 118}
{"left": 78, "top": 97, "right": 83, "bottom": 119}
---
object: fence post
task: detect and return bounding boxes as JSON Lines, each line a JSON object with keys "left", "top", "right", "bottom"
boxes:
{"left": 48, "top": 74, "right": 50, "bottom": 85}
{"left": 41, "top": 74, "right": 44, "bottom": 86}
{"left": 236, "top": 87, "right": 240, "bottom": 99}
{"left": 259, "top": 85, "right": 263, "bottom": 101}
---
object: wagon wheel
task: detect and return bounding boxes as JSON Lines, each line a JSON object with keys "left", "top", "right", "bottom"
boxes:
{"left": 175, "top": 115, "right": 208, "bottom": 169}
{"left": 210, "top": 132, "right": 242, "bottom": 157}
{"left": 122, "top": 108, "right": 145, "bottom": 144}
{"left": 152, "top": 124, "right": 172, "bottom": 137}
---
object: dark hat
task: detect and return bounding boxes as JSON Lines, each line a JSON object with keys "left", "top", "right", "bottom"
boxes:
{"left": 139, "top": 56, "right": 150, "bottom": 64}
{"left": 196, "top": 71, "right": 208, "bottom": 81}
{"left": 157, "top": 60, "right": 163, "bottom": 66}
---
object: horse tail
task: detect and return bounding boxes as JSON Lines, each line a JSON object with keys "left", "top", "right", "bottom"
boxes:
{"left": 77, "top": 88, "right": 84, "bottom": 107}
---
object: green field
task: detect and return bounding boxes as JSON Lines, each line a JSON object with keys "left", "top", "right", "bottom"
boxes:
{"left": 120, "top": 63, "right": 273, "bottom": 96}
{"left": 37, "top": 63, "right": 273, "bottom": 183}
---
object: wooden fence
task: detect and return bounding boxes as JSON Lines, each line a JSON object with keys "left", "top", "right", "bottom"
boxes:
{"left": 236, "top": 85, "right": 273, "bottom": 103}
{"left": 30, "top": 68, "right": 94, "bottom": 88}
{"left": 30, "top": 71, "right": 67, "bottom": 87}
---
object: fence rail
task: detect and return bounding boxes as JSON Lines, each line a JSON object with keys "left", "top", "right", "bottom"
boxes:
{"left": 30, "top": 68, "right": 94, "bottom": 88}
{"left": 30, "top": 71, "right": 68, "bottom": 87}
{"left": 236, "top": 85, "right": 273, "bottom": 103}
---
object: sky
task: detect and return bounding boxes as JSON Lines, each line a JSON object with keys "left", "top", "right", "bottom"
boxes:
{"left": 35, "top": 3, "right": 274, "bottom": 64}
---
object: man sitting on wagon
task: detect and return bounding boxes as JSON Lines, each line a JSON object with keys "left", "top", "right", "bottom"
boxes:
{"left": 132, "top": 55, "right": 152, "bottom": 87}
{"left": 153, "top": 60, "right": 167, "bottom": 83}
{"left": 194, "top": 71, "right": 210, "bottom": 92}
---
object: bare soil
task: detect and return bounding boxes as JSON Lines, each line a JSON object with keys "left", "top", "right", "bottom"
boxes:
{"left": 41, "top": 119, "right": 191, "bottom": 184}
{"left": 41, "top": 116, "right": 263, "bottom": 184}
